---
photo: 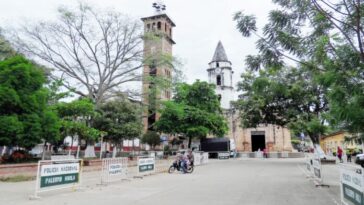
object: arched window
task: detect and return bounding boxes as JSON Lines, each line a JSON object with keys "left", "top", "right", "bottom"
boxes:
{"left": 216, "top": 62, "right": 219, "bottom": 67}
{"left": 218, "top": 94, "right": 222, "bottom": 102}
{"left": 157, "top": 22, "right": 162, "bottom": 30}
{"left": 152, "top": 23, "right": 156, "bottom": 30}
{"left": 216, "top": 75, "right": 221, "bottom": 86}
{"left": 165, "top": 23, "right": 167, "bottom": 32}
{"left": 147, "top": 24, "right": 151, "bottom": 31}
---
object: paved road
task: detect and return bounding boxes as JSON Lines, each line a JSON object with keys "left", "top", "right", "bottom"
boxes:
{"left": 1, "top": 158, "right": 342, "bottom": 205}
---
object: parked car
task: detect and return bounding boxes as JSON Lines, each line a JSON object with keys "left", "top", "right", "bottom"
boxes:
{"left": 355, "top": 153, "right": 364, "bottom": 167}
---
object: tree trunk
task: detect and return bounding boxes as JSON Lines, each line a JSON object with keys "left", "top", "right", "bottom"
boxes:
{"left": 69, "top": 136, "right": 74, "bottom": 156}
{"left": 188, "top": 136, "right": 192, "bottom": 149}
{"left": 41, "top": 141, "right": 47, "bottom": 160}
{"left": 76, "top": 145, "right": 80, "bottom": 159}
{"left": 1, "top": 146, "right": 6, "bottom": 156}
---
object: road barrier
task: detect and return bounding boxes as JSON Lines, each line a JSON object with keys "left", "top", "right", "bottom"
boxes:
{"left": 312, "top": 153, "right": 329, "bottom": 187}
{"left": 280, "top": 152, "right": 289, "bottom": 158}
{"left": 100, "top": 157, "right": 128, "bottom": 185}
{"left": 339, "top": 164, "right": 364, "bottom": 205}
{"left": 255, "top": 151, "right": 263, "bottom": 158}
{"left": 33, "top": 159, "right": 82, "bottom": 198}
{"left": 238, "top": 152, "right": 305, "bottom": 158}
{"left": 305, "top": 154, "right": 313, "bottom": 177}
{"left": 194, "top": 153, "right": 202, "bottom": 166}
{"left": 201, "top": 152, "right": 209, "bottom": 164}
{"left": 136, "top": 156, "right": 155, "bottom": 177}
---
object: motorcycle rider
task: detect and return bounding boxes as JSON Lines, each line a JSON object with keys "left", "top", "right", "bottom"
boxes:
{"left": 187, "top": 150, "right": 194, "bottom": 167}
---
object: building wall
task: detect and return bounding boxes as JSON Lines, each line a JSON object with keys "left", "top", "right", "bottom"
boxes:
{"left": 320, "top": 132, "right": 360, "bottom": 154}
{"left": 142, "top": 15, "right": 174, "bottom": 132}
{"left": 225, "top": 112, "right": 293, "bottom": 152}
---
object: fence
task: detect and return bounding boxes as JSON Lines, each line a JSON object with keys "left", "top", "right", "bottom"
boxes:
{"left": 238, "top": 152, "right": 304, "bottom": 158}
{"left": 33, "top": 159, "right": 82, "bottom": 198}
{"left": 100, "top": 157, "right": 128, "bottom": 185}
{"left": 201, "top": 152, "right": 209, "bottom": 164}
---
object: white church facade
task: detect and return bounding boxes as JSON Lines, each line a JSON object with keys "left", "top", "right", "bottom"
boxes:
{"left": 207, "top": 42, "right": 293, "bottom": 152}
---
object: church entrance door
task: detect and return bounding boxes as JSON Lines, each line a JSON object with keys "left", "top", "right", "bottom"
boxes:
{"left": 251, "top": 133, "right": 265, "bottom": 152}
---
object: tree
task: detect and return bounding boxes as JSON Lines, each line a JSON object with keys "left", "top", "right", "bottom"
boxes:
{"left": 155, "top": 81, "right": 228, "bottom": 148}
{"left": 234, "top": 67, "right": 328, "bottom": 144}
{"left": 0, "top": 55, "right": 60, "bottom": 149}
{"left": 141, "top": 131, "right": 161, "bottom": 150}
{"left": 13, "top": 3, "right": 173, "bottom": 106}
{"left": 0, "top": 29, "right": 16, "bottom": 60}
{"left": 93, "top": 98, "right": 143, "bottom": 146}
{"left": 54, "top": 98, "right": 100, "bottom": 155}
{"left": 233, "top": 0, "right": 364, "bottom": 144}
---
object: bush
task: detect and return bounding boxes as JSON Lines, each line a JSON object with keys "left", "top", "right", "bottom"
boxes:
{"left": 0, "top": 150, "right": 34, "bottom": 163}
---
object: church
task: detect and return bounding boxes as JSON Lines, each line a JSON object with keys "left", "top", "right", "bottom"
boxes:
{"left": 140, "top": 4, "right": 293, "bottom": 153}
{"left": 207, "top": 42, "right": 293, "bottom": 152}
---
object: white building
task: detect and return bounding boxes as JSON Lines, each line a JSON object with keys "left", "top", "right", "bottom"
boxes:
{"left": 207, "top": 41, "right": 293, "bottom": 152}
{"left": 207, "top": 41, "right": 234, "bottom": 109}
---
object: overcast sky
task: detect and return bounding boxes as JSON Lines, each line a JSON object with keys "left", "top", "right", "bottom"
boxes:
{"left": 0, "top": 0, "right": 276, "bottom": 97}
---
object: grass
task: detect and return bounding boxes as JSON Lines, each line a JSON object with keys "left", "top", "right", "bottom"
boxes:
{"left": 0, "top": 175, "right": 35, "bottom": 182}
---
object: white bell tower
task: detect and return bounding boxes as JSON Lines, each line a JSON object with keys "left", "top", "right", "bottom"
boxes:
{"left": 207, "top": 41, "right": 234, "bottom": 110}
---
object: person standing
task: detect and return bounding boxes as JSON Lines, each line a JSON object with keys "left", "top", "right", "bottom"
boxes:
{"left": 263, "top": 148, "right": 268, "bottom": 159}
{"left": 337, "top": 146, "right": 343, "bottom": 163}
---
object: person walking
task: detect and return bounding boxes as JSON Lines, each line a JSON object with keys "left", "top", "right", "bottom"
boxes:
{"left": 337, "top": 146, "right": 343, "bottom": 163}
{"left": 347, "top": 149, "right": 352, "bottom": 163}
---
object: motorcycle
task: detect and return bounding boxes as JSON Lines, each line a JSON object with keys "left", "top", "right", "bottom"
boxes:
{"left": 168, "top": 160, "right": 194, "bottom": 174}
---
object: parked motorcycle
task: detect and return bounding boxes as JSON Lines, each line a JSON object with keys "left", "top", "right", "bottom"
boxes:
{"left": 168, "top": 160, "right": 194, "bottom": 174}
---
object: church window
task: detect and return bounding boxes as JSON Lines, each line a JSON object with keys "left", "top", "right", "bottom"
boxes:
{"left": 218, "top": 94, "right": 222, "bottom": 102}
{"left": 169, "top": 28, "right": 172, "bottom": 36}
{"left": 217, "top": 75, "right": 221, "bottom": 86}
{"left": 165, "top": 23, "right": 167, "bottom": 32}
{"left": 216, "top": 62, "right": 219, "bottom": 67}
{"left": 157, "top": 22, "right": 162, "bottom": 30}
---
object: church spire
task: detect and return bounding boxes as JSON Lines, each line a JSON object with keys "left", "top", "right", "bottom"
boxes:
{"left": 211, "top": 41, "right": 229, "bottom": 63}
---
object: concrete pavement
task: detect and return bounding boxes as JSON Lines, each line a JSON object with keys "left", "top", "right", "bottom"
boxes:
{"left": 1, "top": 158, "right": 343, "bottom": 205}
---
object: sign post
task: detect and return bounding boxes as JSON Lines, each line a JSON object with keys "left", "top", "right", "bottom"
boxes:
{"left": 340, "top": 164, "right": 364, "bottom": 205}
{"left": 33, "top": 159, "right": 82, "bottom": 198}
{"left": 218, "top": 152, "right": 230, "bottom": 159}
{"left": 136, "top": 156, "right": 155, "bottom": 178}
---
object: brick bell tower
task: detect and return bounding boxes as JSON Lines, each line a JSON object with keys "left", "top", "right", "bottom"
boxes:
{"left": 141, "top": 2, "right": 176, "bottom": 132}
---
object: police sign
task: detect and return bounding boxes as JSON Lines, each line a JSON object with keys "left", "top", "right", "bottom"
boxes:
{"left": 340, "top": 165, "right": 364, "bottom": 205}
{"left": 40, "top": 163, "right": 79, "bottom": 188}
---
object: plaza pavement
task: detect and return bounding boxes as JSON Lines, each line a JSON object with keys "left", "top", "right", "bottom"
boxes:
{"left": 0, "top": 158, "right": 343, "bottom": 205}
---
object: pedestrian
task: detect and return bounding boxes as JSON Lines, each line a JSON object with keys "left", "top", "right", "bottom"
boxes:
{"left": 263, "top": 148, "right": 268, "bottom": 159}
{"left": 347, "top": 149, "right": 352, "bottom": 163}
{"left": 337, "top": 146, "right": 343, "bottom": 163}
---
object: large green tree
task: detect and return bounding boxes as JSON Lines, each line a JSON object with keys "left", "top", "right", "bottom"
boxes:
{"left": 0, "top": 55, "right": 60, "bottom": 149}
{"left": 93, "top": 98, "right": 143, "bottom": 146}
{"left": 233, "top": 0, "right": 364, "bottom": 144}
{"left": 155, "top": 81, "right": 228, "bottom": 148}
{"left": 54, "top": 98, "right": 100, "bottom": 151}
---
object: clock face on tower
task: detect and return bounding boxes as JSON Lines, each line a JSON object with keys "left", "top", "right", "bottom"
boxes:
{"left": 215, "top": 67, "right": 221, "bottom": 73}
